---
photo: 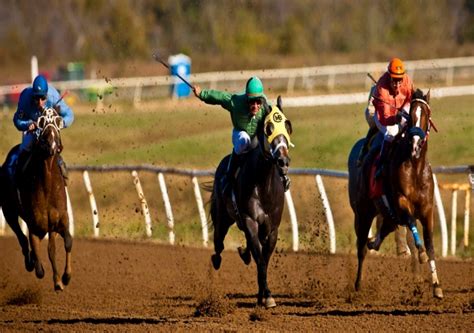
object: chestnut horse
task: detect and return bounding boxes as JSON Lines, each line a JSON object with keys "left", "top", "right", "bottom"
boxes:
{"left": 1, "top": 107, "right": 72, "bottom": 291}
{"left": 209, "top": 96, "right": 292, "bottom": 308}
{"left": 348, "top": 89, "right": 443, "bottom": 299}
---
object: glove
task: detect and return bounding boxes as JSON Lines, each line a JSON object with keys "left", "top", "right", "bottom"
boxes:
{"left": 386, "top": 124, "right": 400, "bottom": 137}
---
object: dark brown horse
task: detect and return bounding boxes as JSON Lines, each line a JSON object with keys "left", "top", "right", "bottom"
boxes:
{"left": 209, "top": 96, "right": 292, "bottom": 308}
{"left": 348, "top": 89, "right": 443, "bottom": 299}
{"left": 1, "top": 107, "right": 72, "bottom": 291}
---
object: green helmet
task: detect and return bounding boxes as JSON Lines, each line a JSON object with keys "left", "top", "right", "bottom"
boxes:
{"left": 246, "top": 76, "right": 264, "bottom": 99}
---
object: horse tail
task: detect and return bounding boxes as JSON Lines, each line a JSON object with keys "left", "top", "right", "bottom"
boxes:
{"left": 206, "top": 155, "right": 231, "bottom": 228}
{"left": 348, "top": 138, "right": 366, "bottom": 211}
{"left": 200, "top": 180, "right": 215, "bottom": 227}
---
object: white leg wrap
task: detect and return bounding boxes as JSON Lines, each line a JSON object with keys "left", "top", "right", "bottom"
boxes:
{"left": 429, "top": 260, "right": 439, "bottom": 285}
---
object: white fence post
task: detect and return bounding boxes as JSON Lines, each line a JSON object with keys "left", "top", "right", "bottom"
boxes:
{"left": 284, "top": 190, "right": 299, "bottom": 252}
{"left": 65, "top": 187, "right": 74, "bottom": 236}
{"left": 131, "top": 171, "right": 152, "bottom": 238}
{"left": 133, "top": 83, "right": 142, "bottom": 107}
{"left": 192, "top": 176, "right": 208, "bottom": 247}
{"left": 433, "top": 174, "right": 448, "bottom": 257}
{"left": 157, "top": 172, "right": 175, "bottom": 245}
{"left": 83, "top": 170, "right": 100, "bottom": 237}
{"left": 451, "top": 189, "right": 458, "bottom": 255}
{"left": 31, "top": 56, "right": 38, "bottom": 81}
{"left": 464, "top": 186, "right": 470, "bottom": 248}
{"left": 315, "top": 175, "right": 336, "bottom": 254}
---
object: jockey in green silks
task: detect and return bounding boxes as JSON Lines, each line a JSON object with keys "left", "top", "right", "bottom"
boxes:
{"left": 193, "top": 76, "right": 291, "bottom": 194}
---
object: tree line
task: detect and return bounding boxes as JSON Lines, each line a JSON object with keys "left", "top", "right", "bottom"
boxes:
{"left": 1, "top": 0, "right": 473, "bottom": 75}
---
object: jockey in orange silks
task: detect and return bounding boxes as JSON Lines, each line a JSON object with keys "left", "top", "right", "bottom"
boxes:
{"left": 359, "top": 58, "right": 414, "bottom": 178}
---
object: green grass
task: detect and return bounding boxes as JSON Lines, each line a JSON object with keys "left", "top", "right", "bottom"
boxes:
{"left": 1, "top": 95, "right": 473, "bottom": 256}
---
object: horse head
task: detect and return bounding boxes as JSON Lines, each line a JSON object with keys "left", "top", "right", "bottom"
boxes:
{"left": 406, "top": 89, "right": 432, "bottom": 159}
{"left": 261, "top": 96, "right": 293, "bottom": 177}
{"left": 36, "top": 107, "right": 63, "bottom": 157}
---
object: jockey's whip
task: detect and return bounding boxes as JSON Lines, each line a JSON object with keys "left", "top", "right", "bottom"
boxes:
{"left": 53, "top": 90, "right": 70, "bottom": 108}
{"left": 152, "top": 52, "right": 195, "bottom": 90}
{"left": 366, "top": 73, "right": 396, "bottom": 110}
{"left": 367, "top": 72, "right": 377, "bottom": 84}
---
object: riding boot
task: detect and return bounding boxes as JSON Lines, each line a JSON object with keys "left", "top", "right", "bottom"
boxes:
{"left": 375, "top": 141, "right": 391, "bottom": 179}
{"left": 281, "top": 174, "right": 291, "bottom": 192}
{"left": 57, "top": 154, "right": 69, "bottom": 186}
{"left": 357, "top": 126, "right": 378, "bottom": 167}
{"left": 221, "top": 151, "right": 240, "bottom": 196}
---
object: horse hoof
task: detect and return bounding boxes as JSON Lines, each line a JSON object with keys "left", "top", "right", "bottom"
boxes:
{"left": 355, "top": 281, "right": 361, "bottom": 292}
{"left": 367, "top": 240, "right": 378, "bottom": 251}
{"left": 418, "top": 251, "right": 429, "bottom": 264}
{"left": 35, "top": 265, "right": 45, "bottom": 279}
{"left": 433, "top": 285, "right": 444, "bottom": 299}
{"left": 62, "top": 273, "right": 71, "bottom": 286}
{"left": 265, "top": 297, "right": 276, "bottom": 309}
{"left": 25, "top": 257, "right": 35, "bottom": 272}
{"left": 211, "top": 254, "right": 221, "bottom": 270}
{"left": 54, "top": 282, "right": 64, "bottom": 292}
{"left": 238, "top": 247, "right": 251, "bottom": 265}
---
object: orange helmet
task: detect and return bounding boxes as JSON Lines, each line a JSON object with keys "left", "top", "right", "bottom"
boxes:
{"left": 387, "top": 58, "right": 405, "bottom": 79}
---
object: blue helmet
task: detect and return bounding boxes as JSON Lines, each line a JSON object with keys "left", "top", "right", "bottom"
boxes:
{"left": 32, "top": 75, "right": 48, "bottom": 96}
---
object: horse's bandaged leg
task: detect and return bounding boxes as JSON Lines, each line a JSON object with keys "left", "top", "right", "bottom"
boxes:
{"left": 409, "top": 222, "right": 422, "bottom": 248}
{"left": 429, "top": 259, "right": 439, "bottom": 285}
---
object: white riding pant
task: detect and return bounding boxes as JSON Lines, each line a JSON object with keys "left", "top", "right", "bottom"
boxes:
{"left": 232, "top": 129, "right": 258, "bottom": 155}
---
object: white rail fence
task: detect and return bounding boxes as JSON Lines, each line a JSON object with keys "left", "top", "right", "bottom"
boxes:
{"left": 1, "top": 56, "right": 473, "bottom": 107}
{"left": 2, "top": 165, "right": 471, "bottom": 257}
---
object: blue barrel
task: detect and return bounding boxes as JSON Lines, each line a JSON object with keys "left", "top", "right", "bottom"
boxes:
{"left": 168, "top": 54, "right": 191, "bottom": 99}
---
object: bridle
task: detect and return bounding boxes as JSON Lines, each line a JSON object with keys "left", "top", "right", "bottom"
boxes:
{"left": 407, "top": 98, "right": 433, "bottom": 158}
{"left": 262, "top": 106, "right": 293, "bottom": 159}
{"left": 36, "top": 107, "right": 63, "bottom": 156}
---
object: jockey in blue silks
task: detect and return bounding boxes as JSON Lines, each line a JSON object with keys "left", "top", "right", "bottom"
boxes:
{"left": 7, "top": 74, "right": 74, "bottom": 182}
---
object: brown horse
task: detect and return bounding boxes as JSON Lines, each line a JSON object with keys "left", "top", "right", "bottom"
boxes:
{"left": 209, "top": 96, "right": 292, "bottom": 308}
{"left": 1, "top": 107, "right": 72, "bottom": 291}
{"left": 348, "top": 89, "right": 443, "bottom": 299}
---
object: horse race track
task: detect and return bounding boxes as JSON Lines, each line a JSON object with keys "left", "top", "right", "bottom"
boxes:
{"left": 0, "top": 237, "right": 472, "bottom": 331}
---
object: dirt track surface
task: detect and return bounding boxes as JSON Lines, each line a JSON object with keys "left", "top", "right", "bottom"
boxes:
{"left": 0, "top": 237, "right": 472, "bottom": 332}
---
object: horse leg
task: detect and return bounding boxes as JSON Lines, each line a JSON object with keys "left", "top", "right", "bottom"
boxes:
{"left": 3, "top": 209, "right": 34, "bottom": 271}
{"left": 367, "top": 215, "right": 395, "bottom": 251}
{"left": 355, "top": 213, "right": 372, "bottom": 291}
{"left": 211, "top": 213, "right": 232, "bottom": 270}
{"left": 48, "top": 231, "right": 63, "bottom": 291}
{"left": 260, "top": 228, "right": 279, "bottom": 308}
{"left": 61, "top": 227, "right": 73, "bottom": 286}
{"left": 242, "top": 216, "right": 267, "bottom": 306}
{"left": 395, "top": 226, "right": 410, "bottom": 257}
{"left": 407, "top": 216, "right": 429, "bottom": 263}
{"left": 403, "top": 226, "right": 422, "bottom": 280}
{"left": 237, "top": 246, "right": 251, "bottom": 265}
{"left": 29, "top": 232, "right": 44, "bottom": 279}
{"left": 420, "top": 214, "right": 443, "bottom": 299}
